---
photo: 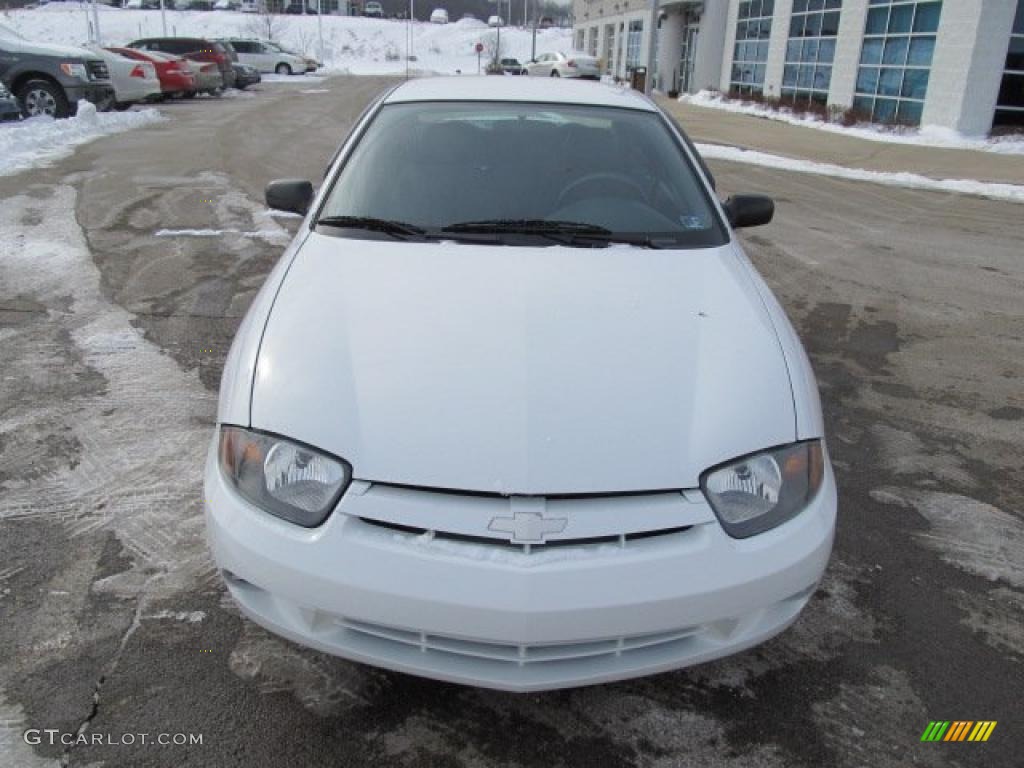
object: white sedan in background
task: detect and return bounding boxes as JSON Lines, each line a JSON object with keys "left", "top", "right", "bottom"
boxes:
{"left": 84, "top": 44, "right": 160, "bottom": 109}
{"left": 218, "top": 38, "right": 308, "bottom": 75}
{"left": 205, "top": 77, "right": 836, "bottom": 692}
{"left": 526, "top": 51, "right": 600, "bottom": 79}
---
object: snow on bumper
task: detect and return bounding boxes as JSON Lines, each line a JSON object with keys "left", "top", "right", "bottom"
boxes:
{"left": 204, "top": 446, "right": 836, "bottom": 692}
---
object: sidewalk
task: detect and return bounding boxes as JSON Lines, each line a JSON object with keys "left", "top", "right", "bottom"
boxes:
{"left": 656, "top": 97, "right": 1024, "bottom": 186}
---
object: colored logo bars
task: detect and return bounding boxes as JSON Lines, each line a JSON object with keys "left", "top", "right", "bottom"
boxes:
{"left": 920, "top": 721, "right": 997, "bottom": 742}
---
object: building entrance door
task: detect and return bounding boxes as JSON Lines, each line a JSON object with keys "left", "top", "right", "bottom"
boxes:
{"left": 680, "top": 24, "right": 698, "bottom": 93}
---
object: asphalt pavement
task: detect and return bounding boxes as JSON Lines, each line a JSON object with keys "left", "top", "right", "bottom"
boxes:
{"left": 0, "top": 76, "right": 1021, "bottom": 768}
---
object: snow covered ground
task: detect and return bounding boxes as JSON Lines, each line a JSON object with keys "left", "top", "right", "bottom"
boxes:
{"left": 680, "top": 90, "right": 1024, "bottom": 156}
{"left": 0, "top": 101, "right": 163, "bottom": 177}
{"left": 2, "top": 5, "right": 574, "bottom": 76}
{"left": 696, "top": 142, "right": 1024, "bottom": 205}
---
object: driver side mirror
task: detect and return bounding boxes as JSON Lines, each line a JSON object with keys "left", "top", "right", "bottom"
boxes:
{"left": 265, "top": 179, "right": 314, "bottom": 215}
{"left": 723, "top": 194, "right": 774, "bottom": 228}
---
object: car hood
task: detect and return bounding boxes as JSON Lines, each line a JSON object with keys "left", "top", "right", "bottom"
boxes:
{"left": 13, "top": 40, "right": 99, "bottom": 59}
{"left": 249, "top": 235, "right": 796, "bottom": 494}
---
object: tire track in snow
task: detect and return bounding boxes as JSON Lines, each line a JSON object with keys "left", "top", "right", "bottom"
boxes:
{"left": 0, "top": 184, "right": 217, "bottom": 600}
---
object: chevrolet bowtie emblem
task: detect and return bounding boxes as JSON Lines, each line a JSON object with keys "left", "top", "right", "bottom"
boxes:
{"left": 488, "top": 511, "right": 568, "bottom": 544}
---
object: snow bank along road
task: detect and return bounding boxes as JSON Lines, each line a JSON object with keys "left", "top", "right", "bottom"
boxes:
{"left": 0, "top": 76, "right": 1021, "bottom": 767}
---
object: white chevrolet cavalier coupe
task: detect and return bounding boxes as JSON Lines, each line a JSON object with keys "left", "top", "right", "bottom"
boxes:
{"left": 205, "top": 77, "right": 836, "bottom": 692}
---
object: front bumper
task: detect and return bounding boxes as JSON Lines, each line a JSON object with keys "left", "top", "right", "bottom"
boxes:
{"left": 0, "top": 97, "right": 19, "bottom": 120}
{"left": 66, "top": 83, "right": 115, "bottom": 108}
{"left": 204, "top": 442, "right": 836, "bottom": 692}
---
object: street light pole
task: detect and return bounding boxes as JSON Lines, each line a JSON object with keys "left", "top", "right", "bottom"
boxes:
{"left": 644, "top": 0, "right": 658, "bottom": 95}
{"left": 159, "top": 0, "right": 167, "bottom": 36}
{"left": 530, "top": 0, "right": 537, "bottom": 63}
{"left": 90, "top": 0, "right": 101, "bottom": 43}
{"left": 317, "top": 0, "right": 324, "bottom": 64}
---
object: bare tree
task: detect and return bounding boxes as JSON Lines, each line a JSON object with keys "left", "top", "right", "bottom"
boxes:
{"left": 293, "top": 26, "right": 316, "bottom": 56}
{"left": 481, "top": 31, "right": 506, "bottom": 73}
{"left": 245, "top": 3, "right": 291, "bottom": 42}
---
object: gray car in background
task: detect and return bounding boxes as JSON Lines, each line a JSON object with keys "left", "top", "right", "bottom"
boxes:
{"left": 0, "top": 22, "right": 114, "bottom": 117}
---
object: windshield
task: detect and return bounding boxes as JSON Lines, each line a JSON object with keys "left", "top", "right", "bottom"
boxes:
{"left": 266, "top": 41, "right": 296, "bottom": 54}
{"left": 318, "top": 101, "right": 727, "bottom": 248}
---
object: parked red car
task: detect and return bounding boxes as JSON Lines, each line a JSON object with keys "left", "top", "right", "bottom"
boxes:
{"left": 107, "top": 47, "right": 196, "bottom": 98}
{"left": 127, "top": 38, "right": 236, "bottom": 90}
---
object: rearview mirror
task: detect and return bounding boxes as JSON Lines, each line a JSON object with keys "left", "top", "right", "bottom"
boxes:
{"left": 723, "top": 194, "right": 774, "bottom": 228}
{"left": 265, "top": 179, "right": 314, "bottom": 215}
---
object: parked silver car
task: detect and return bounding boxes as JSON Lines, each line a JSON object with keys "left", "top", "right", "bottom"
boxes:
{"left": 525, "top": 51, "right": 601, "bottom": 80}
{"left": 218, "top": 38, "right": 307, "bottom": 75}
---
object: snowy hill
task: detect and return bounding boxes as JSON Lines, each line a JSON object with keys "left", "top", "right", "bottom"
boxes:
{"left": 1, "top": 5, "right": 575, "bottom": 75}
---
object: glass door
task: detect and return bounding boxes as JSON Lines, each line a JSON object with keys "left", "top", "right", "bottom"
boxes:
{"left": 680, "top": 24, "right": 699, "bottom": 93}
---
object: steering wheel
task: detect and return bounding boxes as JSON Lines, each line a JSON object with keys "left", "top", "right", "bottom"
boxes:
{"left": 557, "top": 171, "right": 648, "bottom": 208}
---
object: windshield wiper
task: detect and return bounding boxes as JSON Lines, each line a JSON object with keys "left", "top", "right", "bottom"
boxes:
{"left": 316, "top": 215, "right": 427, "bottom": 239}
{"left": 443, "top": 219, "right": 611, "bottom": 236}
{"left": 441, "top": 219, "right": 661, "bottom": 248}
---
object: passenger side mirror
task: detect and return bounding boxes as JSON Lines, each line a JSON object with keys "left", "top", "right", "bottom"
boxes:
{"left": 265, "top": 179, "right": 314, "bottom": 215}
{"left": 723, "top": 194, "right": 774, "bottom": 228}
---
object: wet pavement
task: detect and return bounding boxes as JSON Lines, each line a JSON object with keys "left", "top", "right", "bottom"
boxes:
{"left": 0, "top": 76, "right": 1021, "bottom": 767}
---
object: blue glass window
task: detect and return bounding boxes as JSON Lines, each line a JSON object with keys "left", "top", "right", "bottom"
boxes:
{"left": 896, "top": 99, "right": 923, "bottom": 123}
{"left": 878, "top": 67, "right": 902, "bottom": 96}
{"left": 994, "top": 0, "right": 1024, "bottom": 128}
{"left": 855, "top": 1, "right": 941, "bottom": 125}
{"left": 901, "top": 68, "right": 930, "bottom": 99}
{"left": 907, "top": 36, "right": 935, "bottom": 66}
{"left": 888, "top": 4, "right": 914, "bottom": 33}
{"left": 730, "top": 0, "right": 774, "bottom": 95}
{"left": 866, "top": 7, "right": 888, "bottom": 34}
{"left": 857, "top": 67, "right": 880, "bottom": 94}
{"left": 860, "top": 38, "right": 883, "bottom": 64}
{"left": 913, "top": 2, "right": 941, "bottom": 33}
{"left": 882, "top": 36, "right": 909, "bottom": 65}
{"left": 873, "top": 97, "right": 898, "bottom": 122}
{"left": 783, "top": 0, "right": 842, "bottom": 104}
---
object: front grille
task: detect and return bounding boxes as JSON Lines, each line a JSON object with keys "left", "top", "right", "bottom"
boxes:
{"left": 360, "top": 517, "right": 692, "bottom": 553}
{"left": 87, "top": 61, "right": 109, "bottom": 81}
{"left": 339, "top": 617, "right": 705, "bottom": 667}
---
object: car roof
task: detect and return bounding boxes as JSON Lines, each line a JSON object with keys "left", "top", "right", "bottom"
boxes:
{"left": 383, "top": 77, "right": 658, "bottom": 112}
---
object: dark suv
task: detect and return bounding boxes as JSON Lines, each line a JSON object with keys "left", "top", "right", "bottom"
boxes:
{"left": 0, "top": 23, "right": 114, "bottom": 117}
{"left": 128, "top": 37, "right": 236, "bottom": 89}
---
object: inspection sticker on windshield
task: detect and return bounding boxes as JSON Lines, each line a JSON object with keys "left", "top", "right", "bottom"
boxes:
{"left": 679, "top": 215, "right": 707, "bottom": 230}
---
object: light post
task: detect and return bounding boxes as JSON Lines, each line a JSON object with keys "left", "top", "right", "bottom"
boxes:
{"left": 530, "top": 0, "right": 537, "bottom": 63}
{"left": 317, "top": 0, "right": 324, "bottom": 64}
{"left": 644, "top": 0, "right": 658, "bottom": 95}
{"left": 90, "top": 0, "right": 101, "bottom": 43}
{"left": 160, "top": 0, "right": 167, "bottom": 36}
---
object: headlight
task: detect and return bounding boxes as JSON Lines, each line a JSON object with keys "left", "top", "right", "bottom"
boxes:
{"left": 218, "top": 426, "right": 351, "bottom": 527}
{"left": 701, "top": 441, "right": 824, "bottom": 538}
{"left": 59, "top": 62, "right": 89, "bottom": 79}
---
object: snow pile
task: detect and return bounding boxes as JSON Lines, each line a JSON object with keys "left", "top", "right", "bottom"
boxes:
{"left": 0, "top": 102, "right": 164, "bottom": 178}
{"left": 680, "top": 90, "right": 1024, "bottom": 156}
{"left": 696, "top": 142, "right": 1024, "bottom": 205}
{"left": 4, "top": 5, "right": 574, "bottom": 77}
